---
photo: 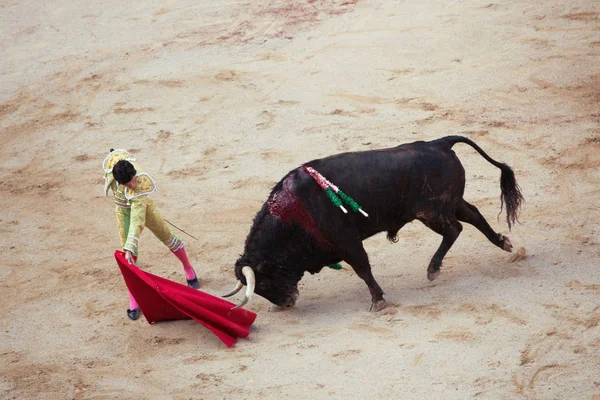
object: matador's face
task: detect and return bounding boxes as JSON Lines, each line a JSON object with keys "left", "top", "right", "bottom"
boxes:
{"left": 123, "top": 176, "right": 137, "bottom": 189}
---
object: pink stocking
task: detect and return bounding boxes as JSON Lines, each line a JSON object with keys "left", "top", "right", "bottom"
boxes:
{"left": 128, "top": 254, "right": 139, "bottom": 309}
{"left": 172, "top": 246, "right": 197, "bottom": 280}
{"left": 129, "top": 291, "right": 139, "bottom": 310}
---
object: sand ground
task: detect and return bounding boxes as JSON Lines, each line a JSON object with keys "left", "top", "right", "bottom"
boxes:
{"left": 1, "top": 0, "right": 599, "bottom": 399}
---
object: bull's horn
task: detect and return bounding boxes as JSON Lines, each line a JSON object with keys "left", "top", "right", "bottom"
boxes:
{"left": 222, "top": 280, "right": 243, "bottom": 298}
{"left": 231, "top": 266, "right": 255, "bottom": 310}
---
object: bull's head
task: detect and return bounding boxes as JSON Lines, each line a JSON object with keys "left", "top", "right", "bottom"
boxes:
{"left": 223, "top": 260, "right": 301, "bottom": 310}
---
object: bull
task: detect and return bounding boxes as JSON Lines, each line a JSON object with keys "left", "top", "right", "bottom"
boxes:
{"left": 223, "top": 136, "right": 524, "bottom": 312}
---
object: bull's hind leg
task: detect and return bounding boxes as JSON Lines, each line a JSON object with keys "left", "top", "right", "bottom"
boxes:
{"left": 418, "top": 215, "right": 463, "bottom": 281}
{"left": 456, "top": 200, "right": 512, "bottom": 252}
{"left": 338, "top": 242, "right": 386, "bottom": 312}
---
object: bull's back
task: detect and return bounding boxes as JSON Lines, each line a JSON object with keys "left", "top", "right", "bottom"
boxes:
{"left": 301, "top": 140, "right": 465, "bottom": 233}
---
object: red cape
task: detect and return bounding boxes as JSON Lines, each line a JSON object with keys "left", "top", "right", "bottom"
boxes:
{"left": 114, "top": 250, "right": 257, "bottom": 348}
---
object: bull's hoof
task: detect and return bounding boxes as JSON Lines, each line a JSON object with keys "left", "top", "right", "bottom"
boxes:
{"left": 369, "top": 299, "right": 387, "bottom": 312}
{"left": 427, "top": 268, "right": 441, "bottom": 281}
{"left": 501, "top": 235, "right": 513, "bottom": 252}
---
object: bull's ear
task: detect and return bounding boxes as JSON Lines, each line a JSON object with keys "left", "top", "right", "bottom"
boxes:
{"left": 255, "top": 263, "right": 265, "bottom": 273}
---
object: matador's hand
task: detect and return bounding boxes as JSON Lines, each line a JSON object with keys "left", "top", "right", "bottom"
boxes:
{"left": 125, "top": 250, "right": 135, "bottom": 265}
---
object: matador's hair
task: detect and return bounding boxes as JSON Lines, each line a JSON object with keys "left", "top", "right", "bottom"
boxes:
{"left": 113, "top": 160, "right": 137, "bottom": 185}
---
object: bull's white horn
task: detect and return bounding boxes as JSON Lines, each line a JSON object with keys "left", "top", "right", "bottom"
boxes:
{"left": 222, "top": 280, "right": 243, "bottom": 298}
{"left": 231, "top": 266, "right": 255, "bottom": 310}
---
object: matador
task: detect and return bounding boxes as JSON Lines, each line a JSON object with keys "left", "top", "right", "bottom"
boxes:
{"left": 103, "top": 149, "right": 200, "bottom": 320}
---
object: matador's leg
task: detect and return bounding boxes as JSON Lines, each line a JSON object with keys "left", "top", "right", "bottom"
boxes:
{"left": 145, "top": 200, "right": 200, "bottom": 288}
{"left": 115, "top": 207, "right": 141, "bottom": 319}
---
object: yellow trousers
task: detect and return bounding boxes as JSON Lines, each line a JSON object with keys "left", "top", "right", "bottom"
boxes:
{"left": 116, "top": 196, "right": 183, "bottom": 256}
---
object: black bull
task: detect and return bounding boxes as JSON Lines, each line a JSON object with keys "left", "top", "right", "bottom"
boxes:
{"left": 224, "top": 136, "right": 524, "bottom": 312}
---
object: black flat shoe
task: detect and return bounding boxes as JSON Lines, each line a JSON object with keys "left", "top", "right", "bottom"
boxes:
{"left": 187, "top": 276, "right": 200, "bottom": 289}
{"left": 127, "top": 308, "right": 141, "bottom": 320}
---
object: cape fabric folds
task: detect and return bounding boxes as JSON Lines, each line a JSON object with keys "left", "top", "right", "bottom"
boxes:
{"left": 114, "top": 251, "right": 257, "bottom": 348}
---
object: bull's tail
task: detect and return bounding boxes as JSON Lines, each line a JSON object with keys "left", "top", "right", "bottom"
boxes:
{"left": 438, "top": 135, "right": 524, "bottom": 230}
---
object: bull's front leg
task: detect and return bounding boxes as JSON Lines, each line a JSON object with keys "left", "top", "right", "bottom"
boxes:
{"left": 365, "top": 274, "right": 386, "bottom": 312}
{"left": 342, "top": 246, "right": 386, "bottom": 312}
